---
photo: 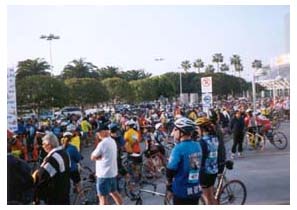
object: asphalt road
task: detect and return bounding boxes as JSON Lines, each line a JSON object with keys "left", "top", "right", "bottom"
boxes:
{"left": 80, "top": 121, "right": 290, "bottom": 205}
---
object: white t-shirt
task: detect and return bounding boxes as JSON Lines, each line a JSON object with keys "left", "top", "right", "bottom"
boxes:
{"left": 91, "top": 136, "right": 118, "bottom": 178}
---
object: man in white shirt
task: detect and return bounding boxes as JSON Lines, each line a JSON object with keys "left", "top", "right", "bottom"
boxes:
{"left": 90, "top": 123, "right": 123, "bottom": 205}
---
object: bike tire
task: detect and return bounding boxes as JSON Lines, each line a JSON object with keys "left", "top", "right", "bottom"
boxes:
{"left": 271, "top": 132, "right": 288, "bottom": 150}
{"left": 135, "top": 197, "right": 143, "bottom": 205}
{"left": 218, "top": 179, "right": 247, "bottom": 205}
{"left": 73, "top": 186, "right": 98, "bottom": 205}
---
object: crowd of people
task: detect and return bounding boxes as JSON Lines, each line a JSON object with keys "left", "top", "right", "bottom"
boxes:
{"left": 7, "top": 95, "right": 289, "bottom": 205}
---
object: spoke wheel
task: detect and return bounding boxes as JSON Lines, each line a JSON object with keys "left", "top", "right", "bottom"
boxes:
{"left": 218, "top": 180, "right": 247, "bottom": 205}
{"left": 271, "top": 132, "right": 288, "bottom": 150}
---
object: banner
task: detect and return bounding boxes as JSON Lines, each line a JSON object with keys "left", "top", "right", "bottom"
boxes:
{"left": 7, "top": 68, "right": 18, "bottom": 132}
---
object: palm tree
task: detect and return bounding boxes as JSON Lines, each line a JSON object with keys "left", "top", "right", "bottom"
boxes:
{"left": 212, "top": 53, "right": 223, "bottom": 73}
{"left": 16, "top": 58, "right": 51, "bottom": 80}
{"left": 181, "top": 60, "right": 191, "bottom": 72}
{"left": 220, "top": 63, "right": 229, "bottom": 73}
{"left": 62, "top": 58, "right": 98, "bottom": 79}
{"left": 252, "top": 60, "right": 262, "bottom": 69}
{"left": 193, "top": 59, "right": 204, "bottom": 73}
{"left": 235, "top": 64, "right": 244, "bottom": 77}
{"left": 230, "top": 54, "right": 241, "bottom": 76}
{"left": 205, "top": 64, "right": 215, "bottom": 73}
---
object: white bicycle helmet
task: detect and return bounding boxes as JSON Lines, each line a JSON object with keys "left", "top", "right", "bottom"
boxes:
{"left": 155, "top": 123, "right": 162, "bottom": 130}
{"left": 174, "top": 117, "right": 196, "bottom": 134}
{"left": 125, "top": 119, "right": 136, "bottom": 126}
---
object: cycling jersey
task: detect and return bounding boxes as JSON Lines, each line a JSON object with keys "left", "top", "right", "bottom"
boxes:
{"left": 80, "top": 120, "right": 91, "bottom": 132}
{"left": 70, "top": 135, "right": 80, "bottom": 152}
{"left": 167, "top": 140, "right": 202, "bottom": 199}
{"left": 124, "top": 128, "right": 141, "bottom": 153}
{"left": 200, "top": 135, "right": 219, "bottom": 174}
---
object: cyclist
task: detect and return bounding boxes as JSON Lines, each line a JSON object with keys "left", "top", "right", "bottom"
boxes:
{"left": 32, "top": 133, "right": 71, "bottom": 204}
{"left": 166, "top": 117, "right": 202, "bottom": 205}
{"left": 124, "top": 120, "right": 141, "bottom": 154}
{"left": 62, "top": 132, "right": 84, "bottom": 198}
{"left": 7, "top": 142, "right": 34, "bottom": 204}
{"left": 244, "top": 109, "right": 258, "bottom": 148}
{"left": 230, "top": 110, "right": 245, "bottom": 159}
{"left": 108, "top": 123, "right": 127, "bottom": 179}
{"left": 196, "top": 117, "right": 219, "bottom": 205}
{"left": 80, "top": 117, "right": 92, "bottom": 147}
{"left": 90, "top": 123, "right": 123, "bottom": 205}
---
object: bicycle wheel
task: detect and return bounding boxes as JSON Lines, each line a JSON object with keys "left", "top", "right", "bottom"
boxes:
{"left": 135, "top": 197, "right": 143, "bottom": 205}
{"left": 124, "top": 179, "right": 141, "bottom": 199}
{"left": 218, "top": 180, "right": 247, "bottom": 205}
{"left": 271, "top": 132, "right": 288, "bottom": 150}
{"left": 73, "top": 186, "right": 98, "bottom": 205}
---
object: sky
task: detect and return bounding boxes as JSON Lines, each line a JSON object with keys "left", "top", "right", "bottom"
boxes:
{"left": 7, "top": 5, "right": 289, "bottom": 81}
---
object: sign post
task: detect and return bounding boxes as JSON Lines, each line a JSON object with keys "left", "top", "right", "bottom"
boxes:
{"left": 201, "top": 77, "right": 213, "bottom": 114}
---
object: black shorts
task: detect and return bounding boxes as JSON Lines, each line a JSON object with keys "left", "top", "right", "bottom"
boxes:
{"left": 200, "top": 173, "right": 217, "bottom": 188}
{"left": 70, "top": 170, "right": 81, "bottom": 184}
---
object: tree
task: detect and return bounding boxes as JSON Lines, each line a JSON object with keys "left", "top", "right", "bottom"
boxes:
{"left": 130, "top": 78, "right": 158, "bottom": 102}
{"left": 235, "top": 64, "right": 244, "bottom": 77}
{"left": 181, "top": 60, "right": 191, "bottom": 72}
{"left": 61, "top": 58, "right": 98, "bottom": 79}
{"left": 16, "top": 58, "right": 51, "bottom": 80}
{"left": 101, "top": 77, "right": 132, "bottom": 103}
{"left": 205, "top": 64, "right": 215, "bottom": 73}
{"left": 220, "top": 63, "right": 229, "bottom": 73}
{"left": 120, "top": 69, "right": 152, "bottom": 81}
{"left": 16, "top": 75, "right": 68, "bottom": 115}
{"left": 193, "top": 59, "right": 204, "bottom": 73}
{"left": 230, "top": 54, "right": 241, "bottom": 76}
{"left": 252, "top": 60, "right": 262, "bottom": 69}
{"left": 97, "top": 66, "right": 121, "bottom": 80}
{"left": 212, "top": 53, "right": 224, "bottom": 72}
{"left": 64, "top": 78, "right": 108, "bottom": 106}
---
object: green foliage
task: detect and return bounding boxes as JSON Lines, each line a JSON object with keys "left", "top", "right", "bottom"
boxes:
{"left": 205, "top": 64, "right": 215, "bottom": 73}
{"left": 16, "top": 75, "right": 68, "bottom": 114}
{"left": 120, "top": 69, "right": 152, "bottom": 81}
{"left": 212, "top": 53, "right": 224, "bottom": 72}
{"left": 97, "top": 66, "right": 121, "bottom": 80}
{"left": 101, "top": 77, "right": 132, "bottom": 102}
{"left": 193, "top": 59, "right": 204, "bottom": 73}
{"left": 181, "top": 60, "right": 191, "bottom": 72}
{"left": 64, "top": 78, "right": 108, "bottom": 106}
{"left": 61, "top": 58, "right": 98, "bottom": 79}
{"left": 16, "top": 58, "right": 51, "bottom": 80}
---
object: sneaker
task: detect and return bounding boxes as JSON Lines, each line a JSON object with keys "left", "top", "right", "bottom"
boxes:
{"left": 237, "top": 152, "right": 244, "bottom": 158}
{"left": 230, "top": 153, "right": 235, "bottom": 159}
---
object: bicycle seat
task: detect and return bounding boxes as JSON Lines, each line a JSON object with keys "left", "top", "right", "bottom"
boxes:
{"left": 225, "top": 160, "right": 234, "bottom": 170}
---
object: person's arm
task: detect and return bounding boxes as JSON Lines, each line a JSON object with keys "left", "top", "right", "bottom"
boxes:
{"left": 166, "top": 147, "right": 179, "bottom": 191}
{"left": 90, "top": 143, "right": 103, "bottom": 161}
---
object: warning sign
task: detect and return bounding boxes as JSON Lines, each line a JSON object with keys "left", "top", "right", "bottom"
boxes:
{"left": 201, "top": 77, "right": 212, "bottom": 93}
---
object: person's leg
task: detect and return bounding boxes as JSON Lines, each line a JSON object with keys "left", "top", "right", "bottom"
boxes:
{"left": 231, "top": 133, "right": 238, "bottom": 156}
{"left": 97, "top": 177, "right": 110, "bottom": 205}
{"left": 238, "top": 132, "right": 244, "bottom": 153}
{"left": 109, "top": 177, "right": 123, "bottom": 205}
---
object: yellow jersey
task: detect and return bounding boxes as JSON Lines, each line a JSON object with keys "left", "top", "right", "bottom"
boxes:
{"left": 124, "top": 128, "right": 141, "bottom": 153}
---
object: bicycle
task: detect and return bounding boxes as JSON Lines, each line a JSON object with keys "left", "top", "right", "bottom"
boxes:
{"left": 134, "top": 188, "right": 172, "bottom": 205}
{"left": 244, "top": 127, "right": 288, "bottom": 151}
{"left": 72, "top": 166, "right": 98, "bottom": 205}
{"left": 123, "top": 153, "right": 157, "bottom": 200}
{"left": 200, "top": 160, "right": 247, "bottom": 205}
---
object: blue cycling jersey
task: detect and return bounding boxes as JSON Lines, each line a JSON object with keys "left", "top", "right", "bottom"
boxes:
{"left": 167, "top": 139, "right": 202, "bottom": 199}
{"left": 200, "top": 135, "right": 219, "bottom": 174}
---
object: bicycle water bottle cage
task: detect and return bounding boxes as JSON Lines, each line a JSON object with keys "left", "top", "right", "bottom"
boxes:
{"left": 226, "top": 160, "right": 234, "bottom": 170}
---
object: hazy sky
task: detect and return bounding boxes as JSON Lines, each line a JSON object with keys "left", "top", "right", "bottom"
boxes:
{"left": 7, "top": 5, "right": 289, "bottom": 80}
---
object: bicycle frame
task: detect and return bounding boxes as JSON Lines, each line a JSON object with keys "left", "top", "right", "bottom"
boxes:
{"left": 245, "top": 131, "right": 266, "bottom": 150}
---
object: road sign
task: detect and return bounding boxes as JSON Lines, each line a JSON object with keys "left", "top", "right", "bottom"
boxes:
{"left": 202, "top": 93, "right": 213, "bottom": 107}
{"left": 201, "top": 77, "right": 212, "bottom": 93}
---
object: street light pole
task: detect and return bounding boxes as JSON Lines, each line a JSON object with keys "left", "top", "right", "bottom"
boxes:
{"left": 252, "top": 70, "right": 257, "bottom": 112}
{"left": 40, "top": 33, "right": 60, "bottom": 76}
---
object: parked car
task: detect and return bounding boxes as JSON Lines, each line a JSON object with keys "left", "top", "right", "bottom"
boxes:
{"left": 39, "top": 110, "right": 55, "bottom": 121}
{"left": 60, "top": 107, "right": 83, "bottom": 117}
